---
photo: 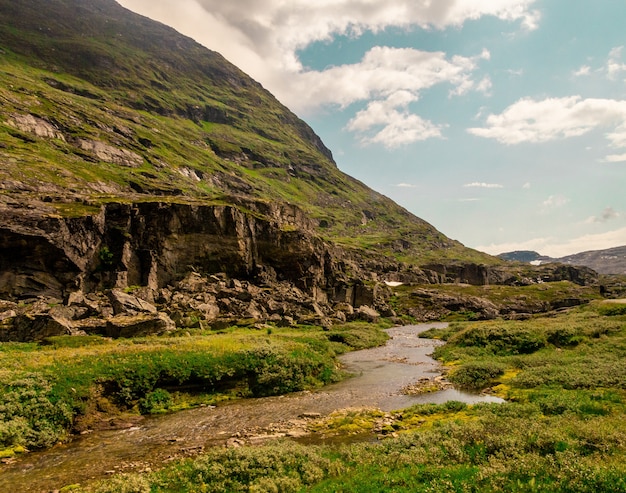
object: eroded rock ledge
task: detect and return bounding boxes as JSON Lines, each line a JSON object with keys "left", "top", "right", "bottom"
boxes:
{"left": 0, "top": 197, "right": 598, "bottom": 341}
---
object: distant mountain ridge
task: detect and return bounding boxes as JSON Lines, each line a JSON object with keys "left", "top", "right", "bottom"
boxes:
{"left": 498, "top": 246, "right": 626, "bottom": 275}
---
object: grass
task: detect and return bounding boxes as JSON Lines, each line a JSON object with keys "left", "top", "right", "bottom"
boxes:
{"left": 391, "top": 281, "right": 601, "bottom": 322}
{"left": 0, "top": 322, "right": 390, "bottom": 452}
{"left": 75, "top": 302, "right": 626, "bottom": 492}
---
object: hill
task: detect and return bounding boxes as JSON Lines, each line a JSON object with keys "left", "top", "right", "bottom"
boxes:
{"left": 499, "top": 247, "right": 626, "bottom": 275}
{"left": 558, "top": 246, "right": 626, "bottom": 275}
{"left": 0, "top": 0, "right": 598, "bottom": 342}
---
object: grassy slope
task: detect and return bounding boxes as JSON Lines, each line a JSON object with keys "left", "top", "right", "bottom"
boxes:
{"left": 0, "top": 0, "right": 496, "bottom": 266}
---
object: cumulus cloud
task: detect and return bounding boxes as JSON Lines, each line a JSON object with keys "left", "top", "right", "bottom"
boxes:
{"left": 345, "top": 89, "right": 445, "bottom": 147}
{"left": 289, "top": 47, "right": 489, "bottom": 147}
{"left": 468, "top": 97, "right": 626, "bottom": 160}
{"left": 292, "top": 47, "right": 488, "bottom": 111}
{"left": 118, "top": 0, "right": 540, "bottom": 146}
{"left": 463, "top": 182, "right": 504, "bottom": 189}
{"left": 395, "top": 183, "right": 417, "bottom": 188}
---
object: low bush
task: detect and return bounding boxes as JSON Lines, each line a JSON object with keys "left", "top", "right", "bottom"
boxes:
{"left": 448, "top": 362, "right": 505, "bottom": 390}
{"left": 597, "top": 302, "right": 626, "bottom": 316}
{"left": 448, "top": 323, "right": 547, "bottom": 355}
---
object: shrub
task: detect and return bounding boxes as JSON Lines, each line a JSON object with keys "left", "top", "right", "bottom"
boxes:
{"left": 138, "top": 388, "right": 172, "bottom": 414}
{"left": 448, "top": 362, "right": 505, "bottom": 390}
{"left": 597, "top": 303, "right": 626, "bottom": 317}
{"left": 0, "top": 373, "right": 73, "bottom": 449}
{"left": 449, "top": 324, "right": 546, "bottom": 355}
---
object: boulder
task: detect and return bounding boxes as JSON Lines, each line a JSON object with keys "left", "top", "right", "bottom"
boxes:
{"left": 197, "top": 302, "right": 220, "bottom": 320}
{"left": 107, "top": 289, "right": 158, "bottom": 315}
{"left": 4, "top": 313, "right": 77, "bottom": 342}
{"left": 356, "top": 305, "right": 380, "bottom": 322}
{"left": 105, "top": 312, "right": 175, "bottom": 338}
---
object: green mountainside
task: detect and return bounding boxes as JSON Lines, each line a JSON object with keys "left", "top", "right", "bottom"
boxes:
{"left": 0, "top": 0, "right": 494, "bottom": 265}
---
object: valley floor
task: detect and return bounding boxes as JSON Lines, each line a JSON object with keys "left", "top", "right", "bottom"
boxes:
{"left": 2, "top": 301, "right": 625, "bottom": 492}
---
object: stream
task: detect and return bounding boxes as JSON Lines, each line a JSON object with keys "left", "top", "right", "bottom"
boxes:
{"left": 0, "top": 323, "right": 502, "bottom": 492}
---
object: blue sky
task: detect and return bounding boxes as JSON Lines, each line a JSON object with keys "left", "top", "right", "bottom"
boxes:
{"left": 119, "top": 0, "right": 626, "bottom": 257}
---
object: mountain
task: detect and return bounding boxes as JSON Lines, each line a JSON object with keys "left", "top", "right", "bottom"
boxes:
{"left": 0, "top": 0, "right": 598, "bottom": 342}
{"left": 0, "top": 0, "right": 491, "bottom": 262}
{"left": 557, "top": 246, "right": 626, "bottom": 275}
{"left": 497, "top": 251, "right": 545, "bottom": 263}
{"left": 498, "top": 247, "right": 626, "bottom": 275}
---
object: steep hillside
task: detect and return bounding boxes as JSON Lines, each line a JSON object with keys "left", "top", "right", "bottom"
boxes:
{"left": 0, "top": 0, "right": 492, "bottom": 266}
{"left": 0, "top": 0, "right": 598, "bottom": 344}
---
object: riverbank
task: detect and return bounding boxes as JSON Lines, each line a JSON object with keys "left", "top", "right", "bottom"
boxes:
{"left": 65, "top": 302, "right": 626, "bottom": 492}
{"left": 0, "top": 322, "right": 494, "bottom": 491}
{"left": 0, "top": 322, "right": 389, "bottom": 457}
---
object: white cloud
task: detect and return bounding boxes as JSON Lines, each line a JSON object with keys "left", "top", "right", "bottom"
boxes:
{"left": 291, "top": 46, "right": 489, "bottom": 112}
{"left": 468, "top": 97, "right": 626, "bottom": 160}
{"left": 506, "top": 68, "right": 524, "bottom": 77}
{"left": 118, "top": 0, "right": 540, "bottom": 146}
{"left": 346, "top": 89, "right": 445, "bottom": 147}
{"left": 395, "top": 183, "right": 417, "bottom": 188}
{"left": 120, "top": 0, "right": 540, "bottom": 69}
{"left": 523, "top": 182, "right": 531, "bottom": 189}
{"left": 573, "top": 65, "right": 591, "bottom": 77}
{"left": 607, "top": 46, "right": 626, "bottom": 80}
{"left": 476, "top": 76, "right": 493, "bottom": 95}
{"left": 604, "top": 152, "right": 626, "bottom": 163}
{"left": 476, "top": 227, "right": 626, "bottom": 258}
{"left": 463, "top": 182, "right": 503, "bottom": 189}
{"left": 542, "top": 195, "right": 569, "bottom": 210}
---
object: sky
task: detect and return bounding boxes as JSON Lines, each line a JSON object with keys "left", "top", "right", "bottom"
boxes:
{"left": 117, "top": 0, "right": 626, "bottom": 258}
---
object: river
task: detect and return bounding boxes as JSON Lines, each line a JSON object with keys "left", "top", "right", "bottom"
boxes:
{"left": 0, "top": 323, "right": 502, "bottom": 492}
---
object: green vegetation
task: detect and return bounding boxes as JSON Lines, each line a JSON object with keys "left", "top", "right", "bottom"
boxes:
{"left": 77, "top": 302, "right": 626, "bottom": 492}
{"left": 392, "top": 281, "right": 601, "bottom": 322}
{"left": 0, "top": 0, "right": 497, "bottom": 266}
{"left": 0, "top": 322, "right": 389, "bottom": 454}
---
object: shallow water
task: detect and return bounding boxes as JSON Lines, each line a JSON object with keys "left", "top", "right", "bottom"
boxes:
{"left": 0, "top": 323, "right": 502, "bottom": 492}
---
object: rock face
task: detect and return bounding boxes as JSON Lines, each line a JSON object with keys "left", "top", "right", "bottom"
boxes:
{"left": 0, "top": 199, "right": 332, "bottom": 298}
{"left": 0, "top": 195, "right": 600, "bottom": 341}
{"left": 0, "top": 197, "right": 401, "bottom": 341}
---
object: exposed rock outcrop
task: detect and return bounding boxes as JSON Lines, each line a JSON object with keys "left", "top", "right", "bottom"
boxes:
{"left": 0, "top": 195, "right": 598, "bottom": 341}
